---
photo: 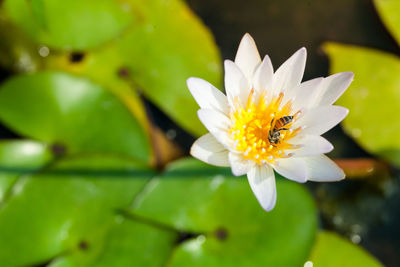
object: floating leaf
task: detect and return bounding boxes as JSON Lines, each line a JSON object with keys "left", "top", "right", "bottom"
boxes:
{"left": 324, "top": 43, "right": 400, "bottom": 167}
{"left": 374, "top": 0, "right": 400, "bottom": 45}
{"left": 131, "top": 158, "right": 317, "bottom": 266}
{"left": 309, "top": 231, "right": 383, "bottom": 267}
{"left": 44, "top": 0, "right": 222, "bottom": 137}
{"left": 0, "top": 155, "right": 154, "bottom": 266}
{"left": 3, "top": 0, "right": 133, "bottom": 50}
{"left": 0, "top": 140, "right": 53, "bottom": 203}
{"left": 49, "top": 217, "right": 177, "bottom": 267}
{"left": 0, "top": 72, "right": 151, "bottom": 163}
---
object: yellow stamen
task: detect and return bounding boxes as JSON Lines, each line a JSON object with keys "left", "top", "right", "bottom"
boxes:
{"left": 228, "top": 91, "right": 301, "bottom": 165}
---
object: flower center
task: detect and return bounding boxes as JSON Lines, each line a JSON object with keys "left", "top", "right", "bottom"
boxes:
{"left": 228, "top": 90, "right": 301, "bottom": 165}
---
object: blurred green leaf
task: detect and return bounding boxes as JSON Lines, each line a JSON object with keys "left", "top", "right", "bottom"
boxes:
{"left": 49, "top": 218, "right": 177, "bottom": 267}
{"left": 30, "top": 0, "right": 46, "bottom": 29}
{"left": 3, "top": 0, "right": 133, "bottom": 50}
{"left": 44, "top": 0, "right": 222, "bottom": 137}
{"left": 0, "top": 11, "right": 42, "bottom": 73}
{"left": 309, "top": 231, "right": 383, "bottom": 267}
{"left": 0, "top": 140, "right": 53, "bottom": 203}
{"left": 0, "top": 71, "right": 151, "bottom": 163}
{"left": 116, "top": 0, "right": 221, "bottom": 137}
{"left": 0, "top": 155, "right": 155, "bottom": 266}
{"left": 374, "top": 0, "right": 400, "bottom": 45}
{"left": 131, "top": 158, "right": 317, "bottom": 267}
{"left": 324, "top": 43, "right": 400, "bottom": 167}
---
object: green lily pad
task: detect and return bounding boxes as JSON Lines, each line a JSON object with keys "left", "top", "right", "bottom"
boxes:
{"left": 374, "top": 0, "right": 400, "bottom": 45}
{"left": 131, "top": 158, "right": 318, "bottom": 267}
{"left": 0, "top": 154, "right": 154, "bottom": 266}
{"left": 3, "top": 0, "right": 133, "bottom": 50}
{"left": 0, "top": 71, "right": 151, "bottom": 163}
{"left": 0, "top": 140, "right": 53, "bottom": 203}
{"left": 309, "top": 231, "right": 383, "bottom": 267}
{"left": 49, "top": 217, "right": 177, "bottom": 267}
{"left": 44, "top": 0, "right": 222, "bottom": 137}
{"left": 324, "top": 43, "right": 400, "bottom": 167}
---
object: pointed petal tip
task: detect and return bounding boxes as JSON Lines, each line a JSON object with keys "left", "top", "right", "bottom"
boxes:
{"left": 326, "top": 142, "right": 334, "bottom": 153}
{"left": 190, "top": 144, "right": 205, "bottom": 163}
{"left": 189, "top": 145, "right": 198, "bottom": 159}
{"left": 234, "top": 33, "right": 261, "bottom": 82}
{"left": 224, "top": 59, "right": 235, "bottom": 68}
{"left": 262, "top": 54, "right": 273, "bottom": 65}
{"left": 242, "top": 32, "right": 255, "bottom": 41}
{"left": 186, "top": 76, "right": 195, "bottom": 82}
{"left": 342, "top": 106, "right": 350, "bottom": 117}
{"left": 186, "top": 76, "right": 197, "bottom": 84}
{"left": 187, "top": 77, "right": 204, "bottom": 93}
{"left": 247, "top": 166, "right": 277, "bottom": 212}
{"left": 324, "top": 168, "right": 346, "bottom": 182}
{"left": 332, "top": 105, "right": 350, "bottom": 119}
{"left": 344, "top": 71, "right": 354, "bottom": 79}
{"left": 298, "top": 47, "right": 307, "bottom": 54}
{"left": 304, "top": 155, "right": 347, "bottom": 182}
{"left": 344, "top": 71, "right": 355, "bottom": 83}
{"left": 239, "top": 32, "right": 257, "bottom": 45}
{"left": 186, "top": 77, "right": 198, "bottom": 89}
{"left": 330, "top": 71, "right": 354, "bottom": 81}
{"left": 287, "top": 47, "right": 307, "bottom": 59}
{"left": 293, "top": 47, "right": 307, "bottom": 61}
{"left": 336, "top": 166, "right": 346, "bottom": 181}
{"left": 263, "top": 202, "right": 276, "bottom": 212}
{"left": 190, "top": 134, "right": 230, "bottom": 167}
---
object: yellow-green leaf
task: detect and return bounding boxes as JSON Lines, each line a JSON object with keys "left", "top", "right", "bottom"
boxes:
{"left": 3, "top": 0, "right": 133, "bottom": 50}
{"left": 374, "top": 0, "right": 400, "bottom": 45}
{"left": 309, "top": 231, "right": 383, "bottom": 267}
{"left": 0, "top": 72, "right": 151, "bottom": 163}
{"left": 324, "top": 43, "right": 400, "bottom": 167}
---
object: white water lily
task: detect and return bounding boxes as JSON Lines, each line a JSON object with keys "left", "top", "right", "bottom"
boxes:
{"left": 188, "top": 33, "right": 353, "bottom": 211}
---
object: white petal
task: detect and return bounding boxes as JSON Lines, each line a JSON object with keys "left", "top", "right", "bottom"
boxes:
{"left": 234, "top": 33, "right": 261, "bottom": 83}
{"left": 303, "top": 154, "right": 345, "bottom": 181}
{"left": 273, "top": 157, "right": 307, "bottom": 183}
{"left": 313, "top": 72, "right": 354, "bottom": 107}
{"left": 291, "top": 78, "right": 323, "bottom": 112}
{"left": 288, "top": 134, "right": 333, "bottom": 157}
{"left": 228, "top": 152, "right": 253, "bottom": 176}
{"left": 272, "top": 47, "right": 307, "bottom": 96}
{"left": 197, "top": 109, "right": 231, "bottom": 146}
{"left": 247, "top": 165, "right": 277, "bottom": 211}
{"left": 190, "top": 133, "right": 230, "bottom": 167}
{"left": 187, "top": 77, "right": 229, "bottom": 114}
{"left": 294, "top": 105, "right": 349, "bottom": 136}
{"left": 252, "top": 55, "right": 274, "bottom": 97}
{"left": 224, "top": 60, "right": 251, "bottom": 107}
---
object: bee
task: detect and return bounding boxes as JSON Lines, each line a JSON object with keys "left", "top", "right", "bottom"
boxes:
{"left": 268, "top": 115, "right": 293, "bottom": 145}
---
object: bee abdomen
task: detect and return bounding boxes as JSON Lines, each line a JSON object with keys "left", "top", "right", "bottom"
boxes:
{"left": 275, "top": 115, "right": 293, "bottom": 129}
